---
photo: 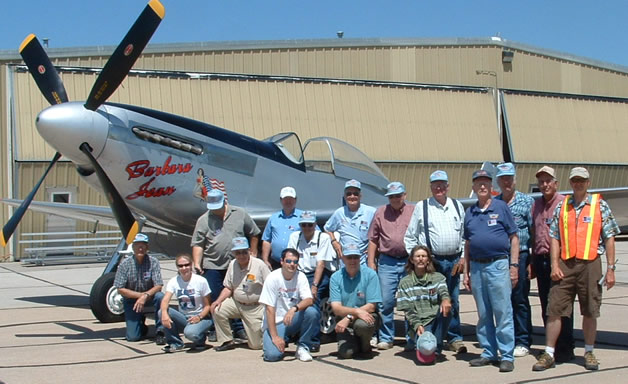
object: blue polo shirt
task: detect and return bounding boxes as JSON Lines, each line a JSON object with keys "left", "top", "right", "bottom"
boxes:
{"left": 324, "top": 204, "right": 376, "bottom": 257}
{"left": 262, "top": 208, "right": 303, "bottom": 262}
{"left": 330, "top": 265, "right": 382, "bottom": 308}
{"left": 464, "top": 199, "right": 517, "bottom": 260}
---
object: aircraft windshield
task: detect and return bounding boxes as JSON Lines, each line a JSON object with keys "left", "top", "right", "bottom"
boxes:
{"left": 265, "top": 132, "right": 304, "bottom": 164}
{"left": 303, "top": 137, "right": 388, "bottom": 189}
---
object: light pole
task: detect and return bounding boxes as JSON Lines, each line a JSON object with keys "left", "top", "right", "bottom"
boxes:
{"left": 475, "top": 70, "right": 500, "bottom": 139}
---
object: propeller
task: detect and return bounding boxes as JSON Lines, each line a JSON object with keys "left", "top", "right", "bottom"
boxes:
{"left": 2, "top": 0, "right": 164, "bottom": 246}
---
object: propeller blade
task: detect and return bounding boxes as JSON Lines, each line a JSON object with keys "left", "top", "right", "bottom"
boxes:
{"left": 79, "top": 143, "right": 139, "bottom": 244}
{"left": 19, "top": 34, "right": 69, "bottom": 105}
{"left": 1, "top": 152, "right": 62, "bottom": 247}
{"left": 84, "top": 0, "right": 165, "bottom": 111}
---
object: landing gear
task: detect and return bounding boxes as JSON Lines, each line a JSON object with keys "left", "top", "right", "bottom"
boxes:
{"left": 89, "top": 272, "right": 125, "bottom": 323}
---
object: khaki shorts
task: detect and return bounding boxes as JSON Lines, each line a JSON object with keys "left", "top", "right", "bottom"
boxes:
{"left": 547, "top": 257, "right": 603, "bottom": 318}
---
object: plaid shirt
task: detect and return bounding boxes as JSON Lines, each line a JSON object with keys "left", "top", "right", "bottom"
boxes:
{"left": 114, "top": 254, "right": 163, "bottom": 292}
{"left": 496, "top": 191, "right": 534, "bottom": 252}
{"left": 550, "top": 194, "right": 620, "bottom": 255}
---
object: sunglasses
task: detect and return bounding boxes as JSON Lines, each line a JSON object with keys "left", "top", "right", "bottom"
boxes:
{"left": 387, "top": 194, "right": 403, "bottom": 199}
{"left": 283, "top": 259, "right": 298, "bottom": 265}
{"left": 177, "top": 263, "right": 191, "bottom": 268}
{"left": 345, "top": 191, "right": 360, "bottom": 197}
{"left": 233, "top": 250, "right": 249, "bottom": 255}
{"left": 344, "top": 255, "right": 360, "bottom": 259}
{"left": 300, "top": 223, "right": 315, "bottom": 227}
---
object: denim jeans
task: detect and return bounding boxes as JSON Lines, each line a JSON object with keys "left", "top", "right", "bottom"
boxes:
{"left": 304, "top": 270, "right": 331, "bottom": 346}
{"left": 377, "top": 254, "right": 407, "bottom": 343}
{"left": 433, "top": 255, "right": 463, "bottom": 343}
{"left": 533, "top": 254, "right": 575, "bottom": 353}
{"left": 413, "top": 312, "right": 451, "bottom": 354}
{"left": 263, "top": 306, "right": 320, "bottom": 361}
{"left": 203, "top": 268, "right": 244, "bottom": 334}
{"left": 470, "top": 258, "right": 514, "bottom": 362}
{"left": 157, "top": 307, "right": 211, "bottom": 347}
{"left": 511, "top": 251, "right": 533, "bottom": 348}
{"left": 123, "top": 291, "right": 164, "bottom": 341}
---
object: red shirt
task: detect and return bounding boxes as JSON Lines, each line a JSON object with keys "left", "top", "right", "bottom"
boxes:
{"left": 368, "top": 203, "right": 415, "bottom": 257}
{"left": 532, "top": 192, "right": 565, "bottom": 255}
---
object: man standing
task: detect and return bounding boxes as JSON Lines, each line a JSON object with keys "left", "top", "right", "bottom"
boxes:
{"left": 533, "top": 167, "right": 619, "bottom": 372}
{"left": 260, "top": 248, "right": 320, "bottom": 362}
{"left": 463, "top": 170, "right": 519, "bottom": 373}
{"left": 191, "top": 189, "right": 261, "bottom": 340}
{"left": 495, "top": 162, "right": 534, "bottom": 358}
{"left": 330, "top": 243, "right": 383, "bottom": 359}
{"left": 404, "top": 170, "right": 467, "bottom": 354}
{"left": 367, "top": 181, "right": 414, "bottom": 350}
{"left": 531, "top": 166, "right": 574, "bottom": 363}
{"left": 114, "top": 233, "right": 165, "bottom": 343}
{"left": 211, "top": 237, "right": 271, "bottom": 351}
{"left": 325, "top": 179, "right": 376, "bottom": 265}
{"left": 261, "top": 186, "right": 303, "bottom": 270}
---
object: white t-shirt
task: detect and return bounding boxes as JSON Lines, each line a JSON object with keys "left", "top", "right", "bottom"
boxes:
{"left": 166, "top": 274, "right": 211, "bottom": 317}
{"left": 287, "top": 230, "right": 338, "bottom": 273}
{"left": 259, "top": 268, "right": 312, "bottom": 330}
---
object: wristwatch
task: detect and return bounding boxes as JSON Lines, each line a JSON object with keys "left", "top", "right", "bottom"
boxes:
{"left": 510, "top": 263, "right": 519, "bottom": 268}
{"left": 608, "top": 264, "right": 616, "bottom": 271}
{"left": 346, "top": 314, "right": 354, "bottom": 321}
{"left": 312, "top": 282, "right": 319, "bottom": 288}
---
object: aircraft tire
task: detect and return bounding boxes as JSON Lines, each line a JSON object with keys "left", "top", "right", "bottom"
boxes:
{"left": 90, "top": 272, "right": 125, "bottom": 323}
{"left": 319, "top": 296, "right": 336, "bottom": 335}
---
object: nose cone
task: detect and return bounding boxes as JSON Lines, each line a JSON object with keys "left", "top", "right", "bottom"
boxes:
{"left": 36, "top": 102, "right": 109, "bottom": 165}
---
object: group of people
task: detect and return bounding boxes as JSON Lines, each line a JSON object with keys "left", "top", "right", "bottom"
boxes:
{"left": 113, "top": 164, "right": 619, "bottom": 373}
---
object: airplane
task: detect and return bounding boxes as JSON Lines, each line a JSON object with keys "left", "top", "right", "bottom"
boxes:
{"left": 3, "top": 0, "right": 628, "bottom": 327}
{"left": 0, "top": 0, "right": 389, "bottom": 324}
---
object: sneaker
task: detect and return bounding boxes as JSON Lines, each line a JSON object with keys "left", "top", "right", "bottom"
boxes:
{"left": 469, "top": 357, "right": 496, "bottom": 367}
{"left": 499, "top": 360, "right": 514, "bottom": 372}
{"left": 448, "top": 340, "right": 467, "bottom": 354}
{"left": 584, "top": 351, "right": 599, "bottom": 371}
{"left": 154, "top": 331, "right": 166, "bottom": 346}
{"left": 207, "top": 330, "right": 217, "bottom": 342}
{"left": 370, "top": 335, "right": 378, "bottom": 348}
{"left": 296, "top": 346, "right": 313, "bottom": 362}
{"left": 234, "top": 329, "right": 248, "bottom": 343}
{"left": 514, "top": 345, "right": 530, "bottom": 357}
{"left": 376, "top": 341, "right": 394, "bottom": 350}
{"left": 310, "top": 344, "right": 320, "bottom": 353}
{"left": 191, "top": 343, "right": 208, "bottom": 351}
{"left": 532, "top": 352, "right": 555, "bottom": 371}
{"left": 162, "top": 344, "right": 185, "bottom": 353}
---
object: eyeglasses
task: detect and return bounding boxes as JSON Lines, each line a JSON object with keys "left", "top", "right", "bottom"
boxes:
{"left": 177, "top": 263, "right": 191, "bottom": 268}
{"left": 387, "top": 194, "right": 403, "bottom": 199}
{"left": 233, "top": 250, "right": 249, "bottom": 255}
{"left": 345, "top": 191, "right": 360, "bottom": 197}
{"left": 300, "top": 223, "right": 314, "bottom": 227}
{"left": 344, "top": 255, "right": 360, "bottom": 260}
{"left": 283, "top": 259, "right": 298, "bottom": 265}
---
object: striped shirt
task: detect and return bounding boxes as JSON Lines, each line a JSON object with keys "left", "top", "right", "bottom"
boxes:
{"left": 404, "top": 197, "right": 465, "bottom": 256}
{"left": 396, "top": 271, "right": 450, "bottom": 329}
{"left": 496, "top": 191, "right": 534, "bottom": 252}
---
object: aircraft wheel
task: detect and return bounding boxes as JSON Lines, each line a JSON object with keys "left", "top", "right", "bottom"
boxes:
{"left": 319, "top": 296, "right": 336, "bottom": 335}
{"left": 90, "top": 272, "right": 125, "bottom": 323}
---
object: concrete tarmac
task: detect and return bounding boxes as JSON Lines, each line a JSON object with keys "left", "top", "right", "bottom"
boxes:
{"left": 1, "top": 243, "right": 628, "bottom": 384}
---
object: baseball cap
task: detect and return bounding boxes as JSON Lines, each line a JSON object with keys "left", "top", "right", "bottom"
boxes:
{"left": 344, "top": 179, "right": 361, "bottom": 190}
{"left": 342, "top": 243, "right": 361, "bottom": 256}
{"left": 206, "top": 189, "right": 225, "bottom": 210}
{"left": 133, "top": 233, "right": 149, "bottom": 243}
{"left": 472, "top": 169, "right": 492, "bottom": 181}
{"left": 569, "top": 167, "right": 590, "bottom": 180}
{"left": 231, "top": 237, "right": 249, "bottom": 251}
{"left": 496, "top": 162, "right": 516, "bottom": 178}
{"left": 416, "top": 331, "right": 437, "bottom": 364}
{"left": 535, "top": 165, "right": 556, "bottom": 179}
{"left": 280, "top": 186, "right": 297, "bottom": 199}
{"left": 385, "top": 182, "right": 405, "bottom": 196}
{"left": 429, "top": 170, "right": 448, "bottom": 183}
{"left": 299, "top": 210, "right": 317, "bottom": 224}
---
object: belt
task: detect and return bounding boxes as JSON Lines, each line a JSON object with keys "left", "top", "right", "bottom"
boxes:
{"left": 433, "top": 252, "right": 462, "bottom": 261}
{"left": 471, "top": 255, "right": 508, "bottom": 264}
{"left": 381, "top": 253, "right": 407, "bottom": 259}
{"left": 537, "top": 253, "right": 550, "bottom": 258}
{"left": 236, "top": 300, "right": 259, "bottom": 306}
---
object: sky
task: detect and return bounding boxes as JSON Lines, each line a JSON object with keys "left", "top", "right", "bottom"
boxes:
{"left": 1, "top": 0, "right": 627, "bottom": 68}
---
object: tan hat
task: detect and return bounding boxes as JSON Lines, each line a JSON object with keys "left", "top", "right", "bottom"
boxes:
{"left": 569, "top": 167, "right": 590, "bottom": 180}
{"left": 535, "top": 166, "right": 556, "bottom": 178}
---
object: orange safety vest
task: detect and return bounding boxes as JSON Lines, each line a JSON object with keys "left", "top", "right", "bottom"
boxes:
{"left": 559, "top": 193, "right": 602, "bottom": 261}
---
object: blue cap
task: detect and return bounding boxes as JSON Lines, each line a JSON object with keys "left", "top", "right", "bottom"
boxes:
{"left": 133, "top": 233, "right": 149, "bottom": 243}
{"left": 385, "top": 182, "right": 405, "bottom": 196}
{"left": 417, "top": 331, "right": 437, "bottom": 364}
{"left": 299, "top": 211, "right": 317, "bottom": 224}
{"left": 344, "top": 179, "right": 361, "bottom": 190}
{"left": 206, "top": 189, "right": 225, "bottom": 210}
{"left": 231, "top": 237, "right": 249, "bottom": 251}
{"left": 342, "top": 243, "right": 362, "bottom": 256}
{"left": 496, "top": 162, "right": 516, "bottom": 178}
{"left": 472, "top": 169, "right": 492, "bottom": 181}
{"left": 429, "top": 170, "right": 448, "bottom": 183}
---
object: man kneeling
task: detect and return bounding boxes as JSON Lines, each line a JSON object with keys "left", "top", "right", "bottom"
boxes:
{"left": 260, "top": 248, "right": 320, "bottom": 362}
{"left": 330, "top": 243, "right": 382, "bottom": 359}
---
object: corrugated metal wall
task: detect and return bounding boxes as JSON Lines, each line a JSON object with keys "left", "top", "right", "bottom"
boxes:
{"left": 0, "top": 65, "right": 9, "bottom": 259}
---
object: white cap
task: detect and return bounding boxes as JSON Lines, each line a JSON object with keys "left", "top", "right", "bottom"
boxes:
{"left": 280, "top": 186, "right": 297, "bottom": 198}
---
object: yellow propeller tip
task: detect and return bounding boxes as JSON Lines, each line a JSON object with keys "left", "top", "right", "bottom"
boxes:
{"left": 19, "top": 34, "right": 37, "bottom": 53}
{"left": 125, "top": 221, "right": 141, "bottom": 245}
{"left": 148, "top": 0, "right": 165, "bottom": 19}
